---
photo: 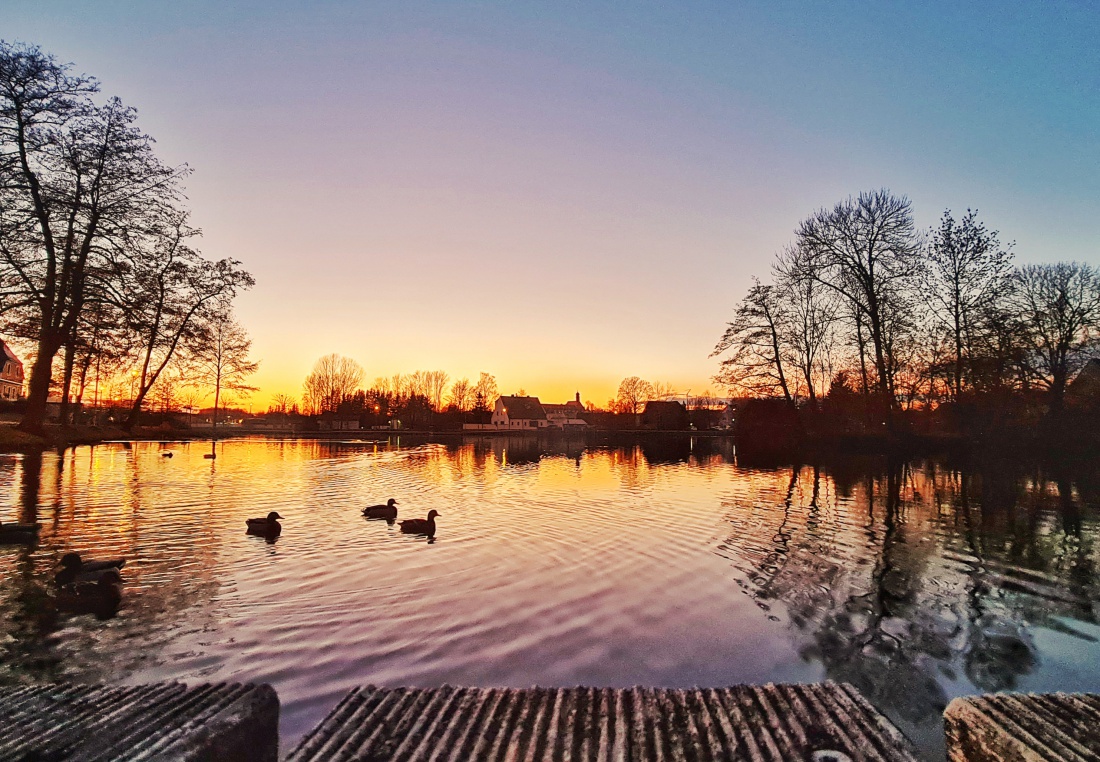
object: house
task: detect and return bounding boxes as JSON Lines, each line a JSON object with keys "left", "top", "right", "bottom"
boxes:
{"left": 1067, "top": 359, "right": 1100, "bottom": 408}
{"left": 491, "top": 395, "right": 548, "bottom": 429}
{"left": 542, "top": 392, "right": 588, "bottom": 429}
{"left": 641, "top": 400, "right": 690, "bottom": 430}
{"left": 0, "top": 339, "right": 24, "bottom": 401}
{"left": 318, "top": 412, "right": 361, "bottom": 431}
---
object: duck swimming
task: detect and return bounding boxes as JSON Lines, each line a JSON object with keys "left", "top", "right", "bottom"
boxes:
{"left": 0, "top": 520, "right": 39, "bottom": 545}
{"left": 399, "top": 510, "right": 440, "bottom": 537}
{"left": 246, "top": 511, "right": 283, "bottom": 537}
{"left": 55, "top": 552, "right": 126, "bottom": 587}
{"left": 362, "top": 498, "right": 398, "bottom": 521}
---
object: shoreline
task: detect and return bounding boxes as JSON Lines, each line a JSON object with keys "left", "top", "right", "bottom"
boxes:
{"left": 2, "top": 422, "right": 1094, "bottom": 463}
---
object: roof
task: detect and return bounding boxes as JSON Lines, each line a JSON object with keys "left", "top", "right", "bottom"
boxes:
{"left": 541, "top": 403, "right": 578, "bottom": 413}
{"left": 1068, "top": 358, "right": 1100, "bottom": 400}
{"left": 642, "top": 400, "right": 687, "bottom": 413}
{"left": 498, "top": 395, "right": 546, "bottom": 420}
{"left": 0, "top": 338, "right": 21, "bottom": 366}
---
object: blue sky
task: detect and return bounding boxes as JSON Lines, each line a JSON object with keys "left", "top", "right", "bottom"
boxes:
{"left": 3, "top": 1, "right": 1097, "bottom": 404}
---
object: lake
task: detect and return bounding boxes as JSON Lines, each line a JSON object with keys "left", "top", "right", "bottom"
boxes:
{"left": 1, "top": 437, "right": 1098, "bottom": 760}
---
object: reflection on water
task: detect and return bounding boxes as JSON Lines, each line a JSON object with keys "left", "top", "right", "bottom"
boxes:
{"left": 0, "top": 437, "right": 1097, "bottom": 760}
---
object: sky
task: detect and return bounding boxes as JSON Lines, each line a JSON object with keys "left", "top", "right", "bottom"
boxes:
{"left": 3, "top": 1, "right": 1098, "bottom": 409}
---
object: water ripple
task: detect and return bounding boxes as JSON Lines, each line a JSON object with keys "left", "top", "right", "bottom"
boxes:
{"left": 1, "top": 442, "right": 1098, "bottom": 760}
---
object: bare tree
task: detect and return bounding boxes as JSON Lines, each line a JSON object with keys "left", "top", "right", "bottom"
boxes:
{"left": 149, "top": 360, "right": 184, "bottom": 414}
{"left": 302, "top": 354, "right": 364, "bottom": 415}
{"left": 102, "top": 212, "right": 253, "bottom": 430}
{"left": 448, "top": 377, "right": 474, "bottom": 411}
{"left": 423, "top": 369, "right": 449, "bottom": 411}
{"left": 926, "top": 209, "right": 1014, "bottom": 400}
{"left": 774, "top": 245, "right": 838, "bottom": 408}
{"left": 711, "top": 279, "right": 795, "bottom": 406}
{"left": 473, "top": 371, "right": 498, "bottom": 411}
{"left": 797, "top": 190, "right": 923, "bottom": 403}
{"left": 0, "top": 43, "right": 184, "bottom": 434}
{"left": 389, "top": 373, "right": 408, "bottom": 397}
{"left": 59, "top": 298, "right": 130, "bottom": 423}
{"left": 178, "top": 387, "right": 202, "bottom": 427}
{"left": 1013, "top": 262, "right": 1100, "bottom": 412}
{"left": 650, "top": 381, "right": 678, "bottom": 401}
{"left": 690, "top": 389, "right": 716, "bottom": 410}
{"left": 269, "top": 393, "right": 295, "bottom": 414}
{"left": 188, "top": 304, "right": 258, "bottom": 430}
{"left": 406, "top": 370, "right": 427, "bottom": 398}
{"left": 615, "top": 376, "right": 653, "bottom": 415}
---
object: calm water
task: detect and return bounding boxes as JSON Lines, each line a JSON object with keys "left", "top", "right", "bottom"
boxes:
{"left": 1, "top": 437, "right": 1098, "bottom": 759}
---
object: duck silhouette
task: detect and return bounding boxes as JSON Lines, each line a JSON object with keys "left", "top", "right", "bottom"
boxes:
{"left": 161, "top": 452, "right": 173, "bottom": 458}
{"left": 0, "top": 520, "right": 39, "bottom": 545}
{"left": 55, "top": 552, "right": 126, "bottom": 587}
{"left": 246, "top": 511, "right": 283, "bottom": 538}
{"left": 399, "top": 510, "right": 440, "bottom": 537}
{"left": 362, "top": 498, "right": 398, "bottom": 521}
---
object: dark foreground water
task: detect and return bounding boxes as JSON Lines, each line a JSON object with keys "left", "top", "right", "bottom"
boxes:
{"left": 1, "top": 437, "right": 1098, "bottom": 759}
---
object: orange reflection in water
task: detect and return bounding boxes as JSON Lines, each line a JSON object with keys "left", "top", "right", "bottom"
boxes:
{"left": 0, "top": 438, "right": 1097, "bottom": 760}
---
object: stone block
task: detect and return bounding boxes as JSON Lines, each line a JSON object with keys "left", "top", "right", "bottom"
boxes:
{"left": 0, "top": 681, "right": 279, "bottom": 762}
{"left": 945, "top": 692, "right": 1100, "bottom": 762}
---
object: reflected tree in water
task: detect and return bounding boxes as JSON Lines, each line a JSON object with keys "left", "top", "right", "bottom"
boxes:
{"left": 716, "top": 456, "right": 1100, "bottom": 738}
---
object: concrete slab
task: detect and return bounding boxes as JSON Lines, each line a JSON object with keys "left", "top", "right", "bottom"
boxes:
{"left": 945, "top": 692, "right": 1100, "bottom": 762}
{"left": 287, "top": 682, "right": 918, "bottom": 761}
{"left": 0, "top": 681, "right": 279, "bottom": 762}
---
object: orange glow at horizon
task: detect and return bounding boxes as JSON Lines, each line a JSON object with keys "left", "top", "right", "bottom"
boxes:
{"left": 246, "top": 364, "right": 723, "bottom": 412}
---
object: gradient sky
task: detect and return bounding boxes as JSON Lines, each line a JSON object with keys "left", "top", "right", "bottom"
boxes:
{"left": 3, "top": 2, "right": 1098, "bottom": 408}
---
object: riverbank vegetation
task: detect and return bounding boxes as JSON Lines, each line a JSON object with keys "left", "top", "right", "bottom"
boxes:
{"left": 712, "top": 190, "right": 1100, "bottom": 450}
{"left": 0, "top": 42, "right": 256, "bottom": 436}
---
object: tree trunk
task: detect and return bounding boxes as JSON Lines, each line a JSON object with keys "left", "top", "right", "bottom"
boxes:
{"left": 954, "top": 308, "right": 964, "bottom": 401}
{"left": 1049, "top": 362, "right": 1067, "bottom": 417}
{"left": 124, "top": 386, "right": 152, "bottom": 431}
{"left": 59, "top": 341, "right": 77, "bottom": 426}
{"left": 17, "top": 333, "right": 63, "bottom": 437}
{"left": 855, "top": 315, "right": 870, "bottom": 397}
{"left": 212, "top": 374, "right": 221, "bottom": 434}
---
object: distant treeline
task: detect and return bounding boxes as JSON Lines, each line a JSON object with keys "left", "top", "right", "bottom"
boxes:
{"left": 282, "top": 355, "right": 726, "bottom": 430}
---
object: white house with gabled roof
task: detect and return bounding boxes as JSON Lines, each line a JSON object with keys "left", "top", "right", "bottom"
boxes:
{"left": 492, "top": 395, "right": 549, "bottom": 429}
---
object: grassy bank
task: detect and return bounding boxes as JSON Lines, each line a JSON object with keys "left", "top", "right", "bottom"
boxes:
{"left": 0, "top": 424, "right": 135, "bottom": 452}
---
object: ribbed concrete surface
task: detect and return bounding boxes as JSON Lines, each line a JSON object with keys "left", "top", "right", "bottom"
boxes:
{"left": 945, "top": 692, "right": 1100, "bottom": 762}
{"left": 288, "top": 683, "right": 918, "bottom": 761}
{"left": 0, "top": 681, "right": 279, "bottom": 762}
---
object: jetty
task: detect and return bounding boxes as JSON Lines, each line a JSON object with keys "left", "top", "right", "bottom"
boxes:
{"left": 286, "top": 683, "right": 916, "bottom": 761}
{"left": 0, "top": 681, "right": 278, "bottom": 761}
{"left": 1, "top": 680, "right": 1096, "bottom": 760}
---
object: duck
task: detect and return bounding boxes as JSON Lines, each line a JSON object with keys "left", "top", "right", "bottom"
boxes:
{"left": 362, "top": 498, "right": 398, "bottom": 521}
{"left": 0, "top": 520, "right": 40, "bottom": 545}
{"left": 55, "top": 552, "right": 126, "bottom": 587}
{"left": 56, "top": 569, "right": 123, "bottom": 618}
{"left": 246, "top": 511, "right": 283, "bottom": 537}
{"left": 399, "top": 510, "right": 440, "bottom": 537}
{"left": 161, "top": 452, "right": 173, "bottom": 458}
